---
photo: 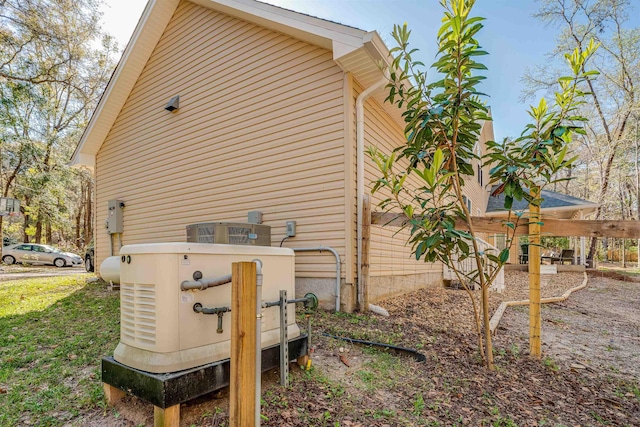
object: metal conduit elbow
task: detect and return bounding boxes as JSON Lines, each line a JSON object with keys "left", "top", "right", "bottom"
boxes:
{"left": 290, "top": 246, "right": 341, "bottom": 312}
{"left": 180, "top": 274, "right": 232, "bottom": 291}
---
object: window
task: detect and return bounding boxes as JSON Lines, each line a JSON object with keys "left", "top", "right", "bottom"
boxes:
{"left": 462, "top": 195, "right": 472, "bottom": 212}
{"left": 474, "top": 142, "right": 483, "bottom": 186}
{"left": 494, "top": 233, "right": 507, "bottom": 250}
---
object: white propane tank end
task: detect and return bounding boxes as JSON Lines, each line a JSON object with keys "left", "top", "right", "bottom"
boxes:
{"left": 100, "top": 256, "right": 121, "bottom": 285}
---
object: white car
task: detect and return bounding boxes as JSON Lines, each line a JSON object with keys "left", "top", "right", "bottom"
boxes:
{"left": 2, "top": 244, "right": 84, "bottom": 267}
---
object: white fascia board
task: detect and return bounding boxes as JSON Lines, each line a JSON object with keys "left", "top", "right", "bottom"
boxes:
{"left": 70, "top": 0, "right": 180, "bottom": 167}
{"left": 362, "top": 31, "right": 391, "bottom": 66}
{"left": 191, "top": 0, "right": 366, "bottom": 51}
{"left": 70, "top": 153, "right": 96, "bottom": 173}
{"left": 332, "top": 40, "right": 361, "bottom": 61}
{"left": 332, "top": 31, "right": 391, "bottom": 86}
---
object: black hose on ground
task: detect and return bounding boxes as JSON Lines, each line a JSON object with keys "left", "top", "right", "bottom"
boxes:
{"left": 321, "top": 333, "right": 426, "bottom": 363}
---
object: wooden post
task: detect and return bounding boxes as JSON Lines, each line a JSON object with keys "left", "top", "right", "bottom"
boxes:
{"left": 154, "top": 405, "right": 180, "bottom": 427}
{"left": 362, "top": 195, "right": 371, "bottom": 311}
{"left": 103, "top": 383, "right": 125, "bottom": 405}
{"left": 529, "top": 186, "right": 542, "bottom": 358}
{"left": 229, "top": 262, "right": 257, "bottom": 426}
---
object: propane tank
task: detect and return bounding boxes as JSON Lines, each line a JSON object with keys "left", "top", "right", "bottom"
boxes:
{"left": 99, "top": 256, "right": 121, "bottom": 284}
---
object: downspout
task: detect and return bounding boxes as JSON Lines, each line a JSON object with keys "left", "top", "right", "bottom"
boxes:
{"left": 356, "top": 75, "right": 388, "bottom": 310}
{"left": 291, "top": 247, "right": 341, "bottom": 312}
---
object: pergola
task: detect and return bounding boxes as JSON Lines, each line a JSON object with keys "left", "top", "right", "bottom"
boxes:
{"left": 483, "top": 188, "right": 600, "bottom": 265}
{"left": 370, "top": 190, "right": 640, "bottom": 359}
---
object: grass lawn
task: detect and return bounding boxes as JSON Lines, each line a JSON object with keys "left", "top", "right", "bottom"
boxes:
{"left": 1, "top": 274, "right": 638, "bottom": 426}
{"left": 0, "top": 276, "right": 120, "bottom": 426}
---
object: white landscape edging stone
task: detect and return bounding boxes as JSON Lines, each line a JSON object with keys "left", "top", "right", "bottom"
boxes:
{"left": 489, "top": 271, "right": 588, "bottom": 334}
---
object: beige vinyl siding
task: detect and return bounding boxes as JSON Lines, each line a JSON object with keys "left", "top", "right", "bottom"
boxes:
{"left": 354, "top": 83, "right": 442, "bottom": 279}
{"left": 95, "top": 0, "right": 345, "bottom": 278}
{"left": 462, "top": 121, "right": 493, "bottom": 219}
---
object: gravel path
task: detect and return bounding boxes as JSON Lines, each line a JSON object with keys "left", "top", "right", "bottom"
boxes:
{"left": 0, "top": 266, "right": 88, "bottom": 282}
{"left": 498, "top": 270, "right": 585, "bottom": 302}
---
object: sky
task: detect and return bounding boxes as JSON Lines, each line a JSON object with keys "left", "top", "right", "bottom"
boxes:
{"left": 99, "top": 0, "right": 639, "bottom": 142}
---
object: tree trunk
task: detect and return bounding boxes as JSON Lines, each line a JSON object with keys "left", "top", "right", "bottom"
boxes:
{"left": 635, "top": 117, "right": 640, "bottom": 268}
{"left": 22, "top": 212, "right": 30, "bottom": 243}
{"left": 35, "top": 219, "right": 42, "bottom": 244}
{"left": 75, "top": 208, "right": 82, "bottom": 246}
{"left": 0, "top": 216, "right": 4, "bottom": 259}
{"left": 46, "top": 221, "right": 52, "bottom": 245}
{"left": 587, "top": 151, "right": 616, "bottom": 264}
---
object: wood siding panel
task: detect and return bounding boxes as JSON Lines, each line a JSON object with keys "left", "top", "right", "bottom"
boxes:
{"left": 95, "top": 0, "right": 345, "bottom": 278}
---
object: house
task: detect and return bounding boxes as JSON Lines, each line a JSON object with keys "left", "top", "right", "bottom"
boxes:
{"left": 485, "top": 188, "right": 599, "bottom": 265}
{"left": 71, "top": 0, "right": 495, "bottom": 311}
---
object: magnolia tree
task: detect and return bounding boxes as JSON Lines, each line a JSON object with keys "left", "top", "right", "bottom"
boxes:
{"left": 369, "top": 0, "right": 597, "bottom": 369}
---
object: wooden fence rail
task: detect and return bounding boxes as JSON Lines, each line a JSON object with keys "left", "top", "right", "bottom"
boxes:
{"left": 371, "top": 212, "right": 640, "bottom": 239}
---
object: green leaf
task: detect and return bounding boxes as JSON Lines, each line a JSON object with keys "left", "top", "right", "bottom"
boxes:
{"left": 498, "top": 248, "right": 509, "bottom": 264}
{"left": 504, "top": 195, "right": 513, "bottom": 210}
{"left": 415, "top": 241, "right": 427, "bottom": 260}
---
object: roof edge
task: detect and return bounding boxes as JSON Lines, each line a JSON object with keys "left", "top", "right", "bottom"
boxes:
{"left": 71, "top": 0, "right": 180, "bottom": 167}
{"left": 484, "top": 203, "right": 600, "bottom": 218}
{"left": 71, "top": 0, "right": 390, "bottom": 169}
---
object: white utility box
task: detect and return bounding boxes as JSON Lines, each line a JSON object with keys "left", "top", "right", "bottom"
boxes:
{"left": 113, "top": 243, "right": 300, "bottom": 373}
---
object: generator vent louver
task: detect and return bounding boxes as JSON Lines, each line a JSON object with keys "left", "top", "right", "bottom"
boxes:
{"left": 120, "top": 282, "right": 156, "bottom": 346}
{"left": 186, "top": 222, "right": 271, "bottom": 246}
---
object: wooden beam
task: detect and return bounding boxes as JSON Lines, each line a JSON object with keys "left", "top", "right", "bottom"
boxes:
{"left": 467, "top": 218, "right": 640, "bottom": 238}
{"left": 371, "top": 212, "right": 640, "bottom": 238}
{"left": 229, "top": 262, "right": 257, "bottom": 427}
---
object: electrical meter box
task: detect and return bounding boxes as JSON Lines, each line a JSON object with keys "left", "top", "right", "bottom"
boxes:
{"left": 113, "top": 243, "right": 300, "bottom": 373}
{"left": 106, "top": 200, "right": 124, "bottom": 234}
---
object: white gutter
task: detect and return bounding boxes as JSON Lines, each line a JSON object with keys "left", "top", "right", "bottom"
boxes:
{"left": 356, "top": 75, "right": 387, "bottom": 310}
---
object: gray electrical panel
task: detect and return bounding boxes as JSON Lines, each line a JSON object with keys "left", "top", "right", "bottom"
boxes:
{"left": 247, "top": 211, "right": 263, "bottom": 224}
{"left": 186, "top": 222, "right": 271, "bottom": 246}
{"left": 106, "top": 200, "right": 124, "bottom": 234}
{"left": 285, "top": 221, "right": 296, "bottom": 237}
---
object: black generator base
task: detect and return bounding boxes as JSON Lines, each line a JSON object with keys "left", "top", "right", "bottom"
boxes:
{"left": 102, "top": 334, "right": 308, "bottom": 409}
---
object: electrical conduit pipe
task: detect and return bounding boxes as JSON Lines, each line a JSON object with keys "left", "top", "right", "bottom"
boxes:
{"left": 180, "top": 274, "right": 232, "bottom": 291}
{"left": 291, "top": 247, "right": 341, "bottom": 312}
{"left": 356, "top": 75, "right": 388, "bottom": 310}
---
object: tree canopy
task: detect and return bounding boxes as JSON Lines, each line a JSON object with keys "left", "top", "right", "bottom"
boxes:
{"left": 1, "top": 0, "right": 117, "bottom": 250}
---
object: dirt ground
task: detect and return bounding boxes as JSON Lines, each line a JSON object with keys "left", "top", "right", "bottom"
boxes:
{"left": 496, "top": 272, "right": 640, "bottom": 378}
{"left": 79, "top": 271, "right": 640, "bottom": 426}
